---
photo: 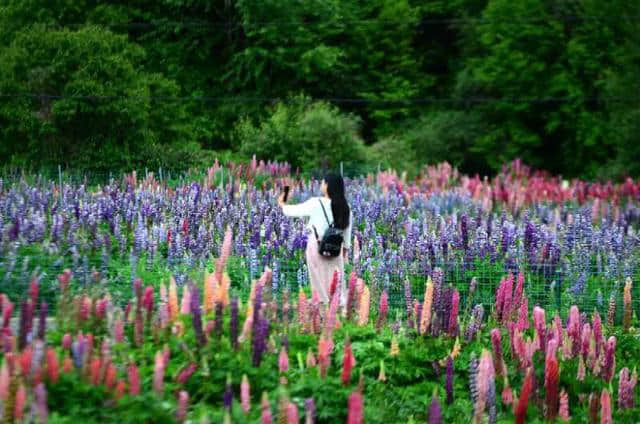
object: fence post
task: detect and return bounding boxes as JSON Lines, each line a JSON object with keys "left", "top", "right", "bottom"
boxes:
{"left": 340, "top": 161, "right": 344, "bottom": 177}
{"left": 220, "top": 167, "right": 224, "bottom": 190}
{"left": 159, "top": 167, "right": 163, "bottom": 182}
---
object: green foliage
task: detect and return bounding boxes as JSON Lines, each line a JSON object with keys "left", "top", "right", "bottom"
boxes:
{"left": 0, "top": 0, "right": 639, "bottom": 177}
{"left": 235, "top": 96, "right": 366, "bottom": 169}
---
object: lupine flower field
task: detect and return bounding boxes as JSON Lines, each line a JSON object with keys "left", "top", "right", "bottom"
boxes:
{"left": 1, "top": 159, "right": 640, "bottom": 422}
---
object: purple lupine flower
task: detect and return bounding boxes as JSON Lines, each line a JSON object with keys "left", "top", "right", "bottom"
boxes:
{"left": 252, "top": 316, "right": 269, "bottom": 366}
{"left": 37, "top": 301, "right": 47, "bottom": 340}
{"left": 487, "top": 376, "right": 497, "bottom": 424}
{"left": 305, "top": 398, "right": 316, "bottom": 424}
{"left": 72, "top": 335, "right": 86, "bottom": 369}
{"left": 214, "top": 302, "right": 224, "bottom": 338}
{"left": 18, "top": 300, "right": 33, "bottom": 350}
{"left": 469, "top": 354, "right": 479, "bottom": 409}
{"left": 190, "top": 284, "right": 206, "bottom": 347}
{"left": 428, "top": 394, "right": 442, "bottom": 424}
{"left": 224, "top": 375, "right": 233, "bottom": 411}
{"left": 230, "top": 297, "right": 239, "bottom": 351}
{"left": 445, "top": 356, "right": 454, "bottom": 404}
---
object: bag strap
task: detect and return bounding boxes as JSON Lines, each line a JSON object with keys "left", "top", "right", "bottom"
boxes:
{"left": 318, "top": 199, "right": 333, "bottom": 227}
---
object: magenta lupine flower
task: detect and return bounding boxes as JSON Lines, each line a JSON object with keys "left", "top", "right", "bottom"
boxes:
{"left": 128, "top": 363, "right": 140, "bottom": 396}
{"left": 513, "top": 272, "right": 524, "bottom": 312}
{"left": 261, "top": 392, "right": 273, "bottom": 424}
{"left": 37, "top": 301, "right": 47, "bottom": 340}
{"left": 494, "top": 278, "right": 505, "bottom": 322}
{"left": 567, "top": 305, "right": 580, "bottom": 357}
{"left": 618, "top": 367, "right": 637, "bottom": 409}
{"left": 325, "top": 291, "right": 339, "bottom": 338}
{"left": 114, "top": 319, "right": 124, "bottom": 343}
{"left": 490, "top": 329, "right": 505, "bottom": 377}
{"left": 347, "top": 389, "right": 364, "bottom": 424}
{"left": 428, "top": 394, "right": 442, "bottom": 424}
{"left": 503, "top": 273, "right": 514, "bottom": 320}
{"left": 445, "top": 356, "right": 454, "bottom": 404}
{"left": 449, "top": 290, "right": 460, "bottom": 336}
{"left": 553, "top": 315, "right": 563, "bottom": 347}
{"left": 176, "top": 363, "right": 198, "bottom": 384}
{"left": 602, "top": 336, "right": 616, "bottom": 383}
{"left": 376, "top": 290, "right": 389, "bottom": 331}
{"left": 29, "top": 277, "right": 39, "bottom": 306}
{"left": 177, "top": 390, "right": 189, "bottom": 423}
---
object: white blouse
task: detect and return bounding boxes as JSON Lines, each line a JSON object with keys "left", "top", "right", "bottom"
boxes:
{"left": 282, "top": 196, "right": 353, "bottom": 249}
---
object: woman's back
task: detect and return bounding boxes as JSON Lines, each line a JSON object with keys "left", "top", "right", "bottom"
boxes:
{"left": 282, "top": 196, "right": 352, "bottom": 248}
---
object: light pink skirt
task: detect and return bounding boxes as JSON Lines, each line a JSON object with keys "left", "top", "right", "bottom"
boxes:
{"left": 306, "top": 237, "right": 344, "bottom": 304}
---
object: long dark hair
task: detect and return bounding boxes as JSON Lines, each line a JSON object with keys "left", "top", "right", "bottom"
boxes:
{"left": 324, "top": 173, "right": 350, "bottom": 229}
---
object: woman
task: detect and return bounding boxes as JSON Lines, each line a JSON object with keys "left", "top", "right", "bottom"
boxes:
{"left": 279, "top": 174, "right": 352, "bottom": 304}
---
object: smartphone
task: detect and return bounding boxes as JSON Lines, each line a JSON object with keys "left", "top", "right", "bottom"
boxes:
{"left": 283, "top": 186, "right": 290, "bottom": 202}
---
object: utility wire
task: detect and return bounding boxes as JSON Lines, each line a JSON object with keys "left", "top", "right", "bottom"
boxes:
{"left": 0, "top": 93, "right": 638, "bottom": 104}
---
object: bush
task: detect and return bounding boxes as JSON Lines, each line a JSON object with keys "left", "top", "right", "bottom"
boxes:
{"left": 235, "top": 95, "right": 367, "bottom": 170}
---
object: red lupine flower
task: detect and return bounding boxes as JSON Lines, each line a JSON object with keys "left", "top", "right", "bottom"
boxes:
{"left": 18, "top": 346, "right": 32, "bottom": 376}
{"left": 47, "top": 348, "right": 60, "bottom": 384}
{"left": 515, "top": 368, "right": 533, "bottom": 424}
{"left": 341, "top": 339, "right": 356, "bottom": 385}
{"left": 114, "top": 380, "right": 126, "bottom": 401}
{"left": 128, "top": 363, "right": 140, "bottom": 396}
{"left": 105, "top": 363, "right": 117, "bottom": 389}
{"left": 329, "top": 270, "right": 339, "bottom": 301}
{"left": 14, "top": 383, "right": 26, "bottom": 421}
{"left": 29, "top": 277, "right": 39, "bottom": 306}
{"left": 544, "top": 352, "right": 559, "bottom": 420}
{"left": 90, "top": 357, "right": 102, "bottom": 385}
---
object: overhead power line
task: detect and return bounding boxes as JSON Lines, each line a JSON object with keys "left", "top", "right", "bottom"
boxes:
{"left": 1, "top": 93, "right": 638, "bottom": 105}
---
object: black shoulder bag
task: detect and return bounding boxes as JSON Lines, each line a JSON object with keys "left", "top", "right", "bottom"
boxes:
{"left": 313, "top": 199, "right": 344, "bottom": 258}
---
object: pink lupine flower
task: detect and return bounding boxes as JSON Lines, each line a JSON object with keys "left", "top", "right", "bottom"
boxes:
{"left": 490, "top": 329, "right": 505, "bottom": 376}
{"left": 495, "top": 277, "right": 506, "bottom": 321}
{"left": 180, "top": 286, "right": 191, "bottom": 315}
{"left": 325, "top": 291, "right": 339, "bottom": 337}
{"left": 318, "top": 336, "right": 332, "bottom": 378}
{"left": 533, "top": 306, "right": 546, "bottom": 352}
{"left": 503, "top": 273, "right": 514, "bottom": 320}
{"left": 329, "top": 270, "right": 339, "bottom": 301}
{"left": 577, "top": 356, "right": 586, "bottom": 381}
{"left": 602, "top": 336, "right": 616, "bottom": 383}
{"left": 215, "top": 227, "right": 233, "bottom": 286}
{"left": 114, "top": 380, "right": 126, "bottom": 401}
{"left": 517, "top": 297, "right": 529, "bottom": 331}
{"left": 593, "top": 311, "right": 603, "bottom": 357}
{"left": 475, "top": 349, "right": 495, "bottom": 421}
{"left": 241, "top": 375, "right": 251, "bottom": 414}
{"left": 581, "top": 323, "right": 592, "bottom": 359}
{"left": 346, "top": 272, "right": 358, "bottom": 320}
{"left": 553, "top": 315, "right": 563, "bottom": 346}
{"left": 298, "top": 290, "right": 308, "bottom": 329}
{"left": 261, "top": 392, "right": 273, "bottom": 424}
{"left": 14, "top": 383, "right": 26, "bottom": 421}
{"left": 58, "top": 269, "right": 72, "bottom": 291}
{"left": 513, "top": 272, "right": 524, "bottom": 311}
{"left": 618, "top": 367, "right": 637, "bottom": 409}
{"left": 286, "top": 402, "right": 299, "bottom": 424}
{"left": 177, "top": 390, "right": 189, "bottom": 423}
{"left": 279, "top": 348, "right": 289, "bottom": 374}
{"left": 114, "top": 319, "right": 124, "bottom": 343}
{"left": 35, "top": 383, "right": 48, "bottom": 423}
{"left": 567, "top": 305, "right": 580, "bottom": 355}
{"left": 341, "top": 339, "right": 356, "bottom": 385}
{"left": 0, "top": 361, "right": 9, "bottom": 401}
{"left": 376, "top": 290, "right": 389, "bottom": 331}
{"left": 558, "top": 390, "right": 570, "bottom": 421}
{"left": 600, "top": 389, "right": 612, "bottom": 424}
{"left": 449, "top": 290, "right": 460, "bottom": 336}
{"left": 623, "top": 277, "right": 632, "bottom": 331}
{"left": 502, "top": 385, "right": 514, "bottom": 406}
{"left": 128, "top": 363, "right": 140, "bottom": 396}
{"left": 306, "top": 349, "right": 317, "bottom": 368}
{"left": 153, "top": 351, "right": 165, "bottom": 395}
{"left": 347, "top": 389, "right": 364, "bottom": 424}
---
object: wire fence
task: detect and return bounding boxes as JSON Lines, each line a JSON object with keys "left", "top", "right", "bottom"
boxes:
{"left": 1, "top": 246, "right": 638, "bottom": 322}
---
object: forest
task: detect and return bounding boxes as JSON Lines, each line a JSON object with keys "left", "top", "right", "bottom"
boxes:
{"left": 0, "top": 0, "right": 638, "bottom": 178}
